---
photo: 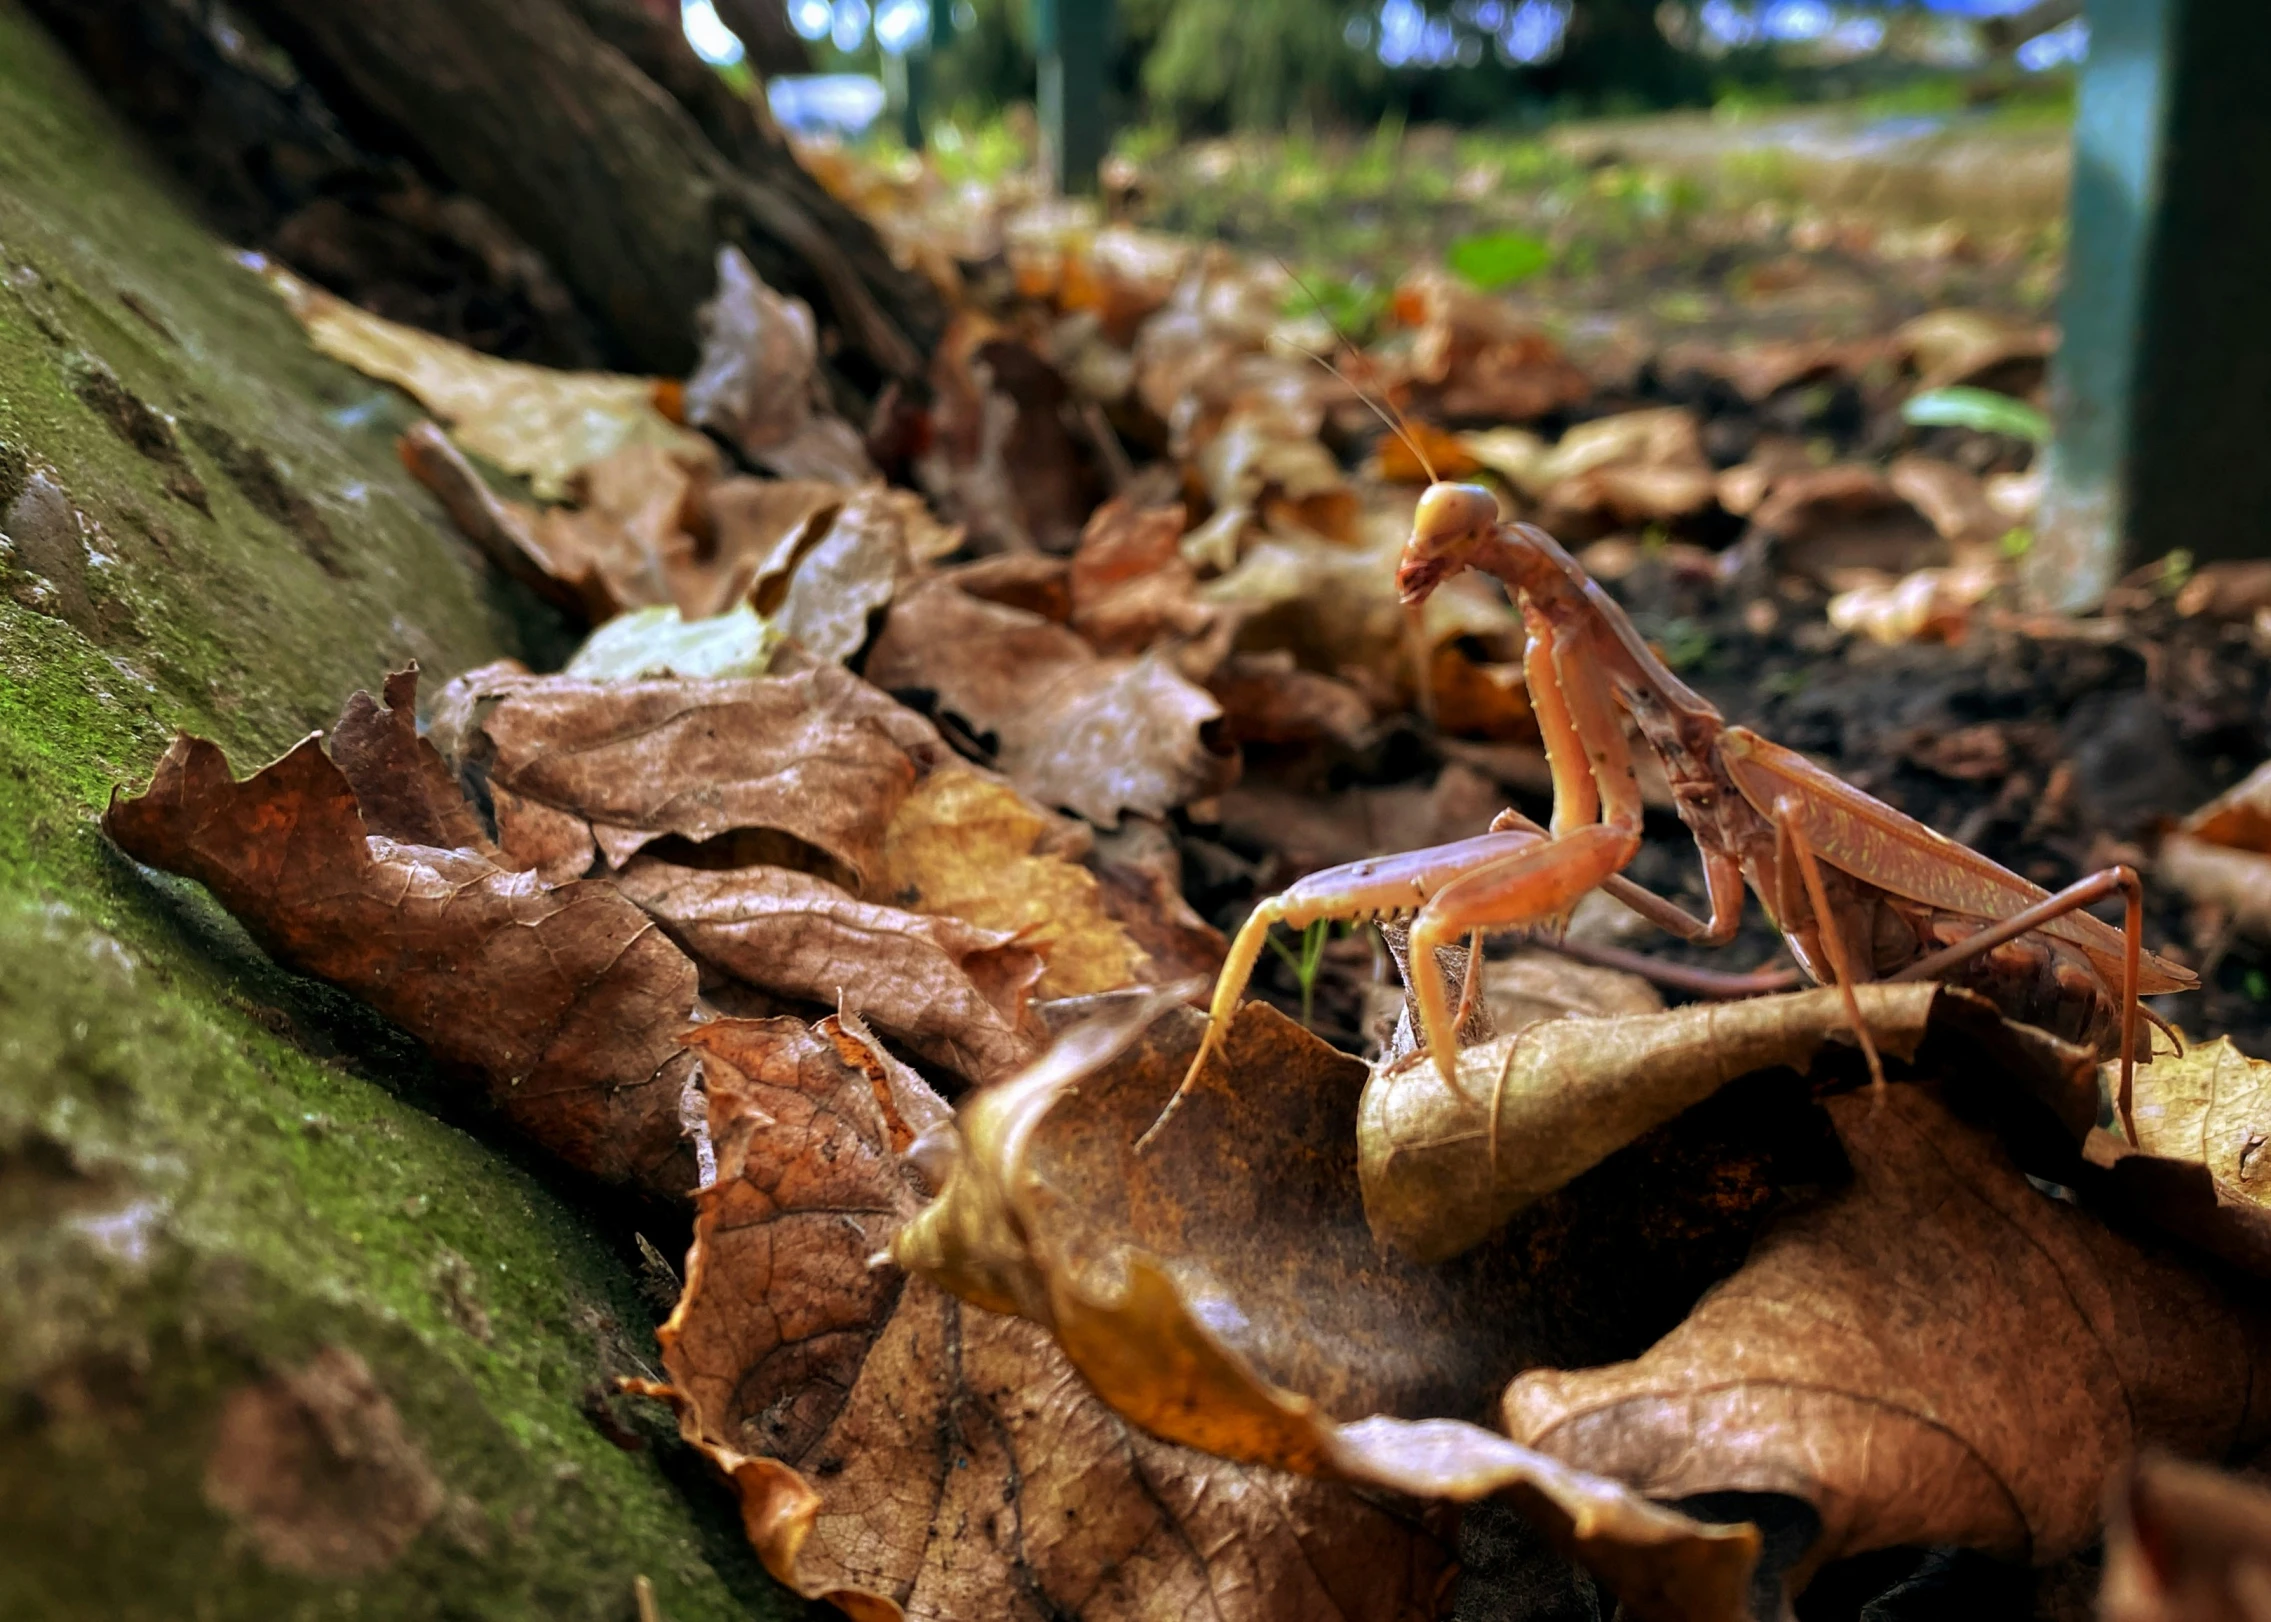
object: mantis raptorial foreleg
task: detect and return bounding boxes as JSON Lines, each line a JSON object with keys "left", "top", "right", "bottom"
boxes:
{"left": 1141, "top": 829, "right": 1547, "bottom": 1150}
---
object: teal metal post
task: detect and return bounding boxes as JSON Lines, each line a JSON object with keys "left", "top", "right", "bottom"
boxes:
{"left": 1034, "top": 0, "right": 1113, "bottom": 195}
{"left": 2027, "top": 0, "right": 2271, "bottom": 609}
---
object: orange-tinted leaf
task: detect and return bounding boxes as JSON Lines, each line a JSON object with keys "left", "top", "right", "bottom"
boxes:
{"left": 873, "top": 767, "right": 1148, "bottom": 999}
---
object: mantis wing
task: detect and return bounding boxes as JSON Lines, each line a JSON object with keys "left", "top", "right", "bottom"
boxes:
{"left": 1721, "top": 728, "right": 2194, "bottom": 996}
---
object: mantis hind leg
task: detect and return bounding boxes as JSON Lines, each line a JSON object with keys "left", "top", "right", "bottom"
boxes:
{"left": 1772, "top": 795, "right": 1888, "bottom": 1095}
{"left": 1888, "top": 865, "right": 2151, "bottom": 1138}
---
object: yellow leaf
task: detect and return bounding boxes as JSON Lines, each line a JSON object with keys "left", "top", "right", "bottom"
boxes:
{"left": 254, "top": 256, "right": 712, "bottom": 499}
{"left": 875, "top": 769, "right": 1148, "bottom": 998}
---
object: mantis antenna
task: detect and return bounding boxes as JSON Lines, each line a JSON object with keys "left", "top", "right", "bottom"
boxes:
{"left": 1274, "top": 258, "right": 1440, "bottom": 485}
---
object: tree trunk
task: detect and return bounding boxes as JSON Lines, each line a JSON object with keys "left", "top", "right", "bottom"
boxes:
{"left": 229, "top": 0, "right": 939, "bottom": 387}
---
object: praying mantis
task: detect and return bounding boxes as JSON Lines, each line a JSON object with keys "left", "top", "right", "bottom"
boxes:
{"left": 1152, "top": 478, "right": 2194, "bottom": 1150}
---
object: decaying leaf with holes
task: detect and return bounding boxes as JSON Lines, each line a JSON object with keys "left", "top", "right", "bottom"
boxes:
{"left": 634, "top": 1011, "right": 1462, "bottom": 1622}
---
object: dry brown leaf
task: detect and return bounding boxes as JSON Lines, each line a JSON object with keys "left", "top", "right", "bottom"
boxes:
{"left": 1360, "top": 982, "right": 2095, "bottom": 1263}
{"left": 2179, "top": 761, "right": 2271, "bottom": 854}
{"left": 1886, "top": 454, "right": 2008, "bottom": 553}
{"left": 1656, "top": 337, "right": 1882, "bottom": 405}
{"left": 432, "top": 662, "right": 944, "bottom": 885}
{"left": 690, "top": 474, "right": 847, "bottom": 619}
{"left": 1064, "top": 496, "right": 1212, "bottom": 653}
{"left": 1749, "top": 464, "right": 1947, "bottom": 583}
{"left": 873, "top": 767, "right": 1148, "bottom": 998}
{"left": 639, "top": 1012, "right": 1460, "bottom": 1622}
{"left": 615, "top": 859, "right": 1041, "bottom": 1083}
{"left": 257, "top": 257, "right": 710, "bottom": 499}
{"left": 2101, "top": 1455, "right": 2271, "bottom": 1622}
{"left": 1088, "top": 819, "right": 1229, "bottom": 985}
{"left": 1391, "top": 269, "right": 1589, "bottom": 423}
{"left": 1826, "top": 561, "right": 2001, "bottom": 646}
{"left": 684, "top": 245, "right": 876, "bottom": 485}
{"left": 1504, "top": 1084, "right": 2271, "bottom": 1596}
{"left": 1207, "top": 651, "right": 1377, "bottom": 750}
{"left": 103, "top": 677, "right": 700, "bottom": 1192}
{"left": 892, "top": 998, "right": 1784, "bottom": 1622}
{"left": 2084, "top": 1037, "right": 2271, "bottom": 1278}
{"left": 916, "top": 316, "right": 1098, "bottom": 553}
{"left": 1193, "top": 404, "right": 1359, "bottom": 545}
{"left": 866, "top": 577, "right": 1233, "bottom": 826}
{"left": 1895, "top": 307, "right": 2054, "bottom": 394}
{"left": 2161, "top": 763, "right": 2271, "bottom": 938}
{"left": 766, "top": 485, "right": 929, "bottom": 663}
{"left": 398, "top": 422, "right": 595, "bottom": 616}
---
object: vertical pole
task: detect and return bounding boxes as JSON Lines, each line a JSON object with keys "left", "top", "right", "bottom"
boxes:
{"left": 2026, "top": 0, "right": 2271, "bottom": 609}
{"left": 1035, "top": 0, "right": 1113, "bottom": 195}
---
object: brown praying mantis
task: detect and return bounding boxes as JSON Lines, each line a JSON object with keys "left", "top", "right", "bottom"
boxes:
{"left": 1151, "top": 475, "right": 2194, "bottom": 1151}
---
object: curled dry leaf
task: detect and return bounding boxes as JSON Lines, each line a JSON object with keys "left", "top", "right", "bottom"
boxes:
{"left": 103, "top": 673, "right": 700, "bottom": 1192}
{"left": 615, "top": 859, "right": 1042, "bottom": 1083}
{"left": 2161, "top": 761, "right": 2271, "bottom": 938}
{"left": 1748, "top": 464, "right": 1947, "bottom": 584}
{"left": 399, "top": 422, "right": 862, "bottom": 626}
{"left": 257, "top": 257, "right": 710, "bottom": 499}
{"left": 432, "top": 661, "right": 944, "bottom": 885}
{"left": 2101, "top": 1455, "right": 2271, "bottom": 1622}
{"left": 1358, "top": 982, "right": 2084, "bottom": 1263}
{"left": 866, "top": 576, "right": 1234, "bottom": 827}
{"left": 564, "top": 603, "right": 779, "bottom": 683}
{"left": 765, "top": 484, "right": 934, "bottom": 664}
{"left": 2084, "top": 1037, "right": 2271, "bottom": 1279}
{"left": 684, "top": 246, "right": 877, "bottom": 485}
{"left": 888, "top": 997, "right": 1904, "bottom": 1622}
{"left": 1504, "top": 1084, "right": 2271, "bottom": 1596}
{"left": 639, "top": 1012, "right": 1462, "bottom": 1622}
{"left": 1826, "top": 561, "right": 2000, "bottom": 647}
{"left": 874, "top": 767, "right": 1148, "bottom": 999}
{"left": 917, "top": 316, "right": 1098, "bottom": 552}
{"left": 1895, "top": 307, "right": 2054, "bottom": 394}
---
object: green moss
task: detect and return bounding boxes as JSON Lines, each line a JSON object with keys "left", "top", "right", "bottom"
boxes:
{"left": 0, "top": 5, "right": 798, "bottom": 1615}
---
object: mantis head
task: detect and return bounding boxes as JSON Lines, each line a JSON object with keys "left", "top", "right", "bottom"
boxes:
{"left": 1396, "top": 481, "right": 1500, "bottom": 605}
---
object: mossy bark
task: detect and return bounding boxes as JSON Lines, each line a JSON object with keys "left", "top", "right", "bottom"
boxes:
{"left": 0, "top": 6, "right": 797, "bottom": 1616}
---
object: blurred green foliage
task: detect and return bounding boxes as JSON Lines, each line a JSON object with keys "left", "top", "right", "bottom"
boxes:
{"left": 918, "top": 0, "right": 1715, "bottom": 134}
{"left": 1445, "top": 228, "right": 1554, "bottom": 290}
